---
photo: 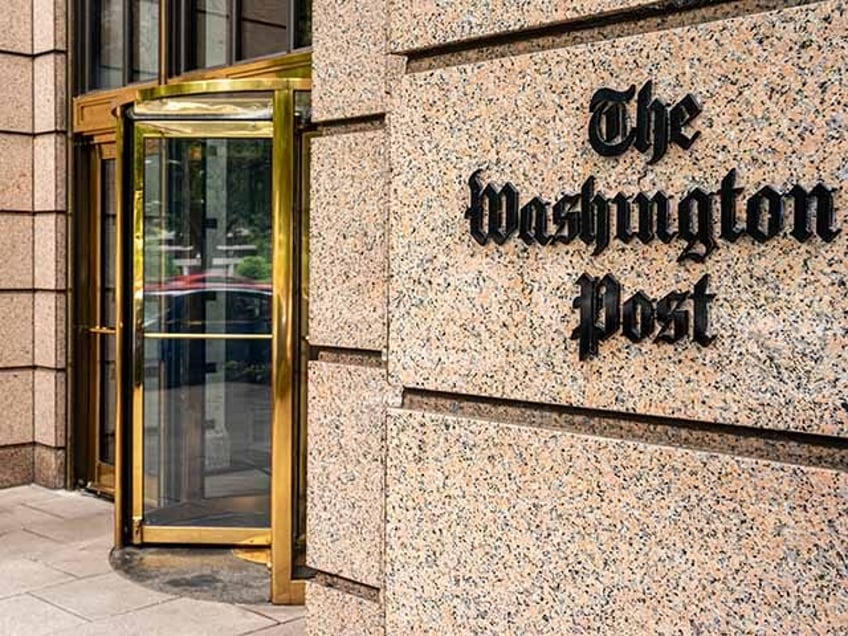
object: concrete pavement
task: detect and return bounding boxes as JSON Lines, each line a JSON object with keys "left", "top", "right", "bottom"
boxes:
{"left": 0, "top": 485, "right": 304, "bottom": 635}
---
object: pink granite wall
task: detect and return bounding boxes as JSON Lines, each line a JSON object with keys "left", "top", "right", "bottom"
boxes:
{"left": 0, "top": 0, "right": 68, "bottom": 489}
{"left": 308, "top": 0, "right": 848, "bottom": 632}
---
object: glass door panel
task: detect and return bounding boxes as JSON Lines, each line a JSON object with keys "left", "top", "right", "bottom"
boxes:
{"left": 137, "top": 131, "right": 274, "bottom": 536}
{"left": 98, "top": 159, "right": 119, "bottom": 475}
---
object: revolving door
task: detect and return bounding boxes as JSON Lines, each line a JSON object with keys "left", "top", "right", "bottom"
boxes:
{"left": 115, "top": 80, "right": 312, "bottom": 603}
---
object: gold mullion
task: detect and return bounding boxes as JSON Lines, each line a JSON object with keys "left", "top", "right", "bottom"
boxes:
{"left": 141, "top": 526, "right": 271, "bottom": 545}
{"left": 92, "top": 147, "right": 104, "bottom": 484}
{"left": 114, "top": 108, "right": 126, "bottom": 547}
{"left": 131, "top": 122, "right": 151, "bottom": 544}
{"left": 143, "top": 333, "right": 273, "bottom": 340}
{"left": 159, "top": 0, "right": 169, "bottom": 84}
{"left": 271, "top": 87, "right": 298, "bottom": 605}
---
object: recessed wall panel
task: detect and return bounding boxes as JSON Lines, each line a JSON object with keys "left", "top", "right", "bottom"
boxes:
{"left": 388, "top": 1, "right": 848, "bottom": 436}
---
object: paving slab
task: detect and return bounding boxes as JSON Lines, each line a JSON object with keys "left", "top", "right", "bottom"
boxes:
{"left": 0, "top": 504, "right": 62, "bottom": 534}
{"left": 0, "top": 487, "right": 306, "bottom": 635}
{"left": 33, "top": 571, "right": 174, "bottom": 620}
{"left": 32, "top": 539, "right": 114, "bottom": 578}
{"left": 0, "top": 558, "right": 75, "bottom": 599}
{"left": 0, "top": 529, "right": 64, "bottom": 560}
{"left": 0, "top": 485, "right": 67, "bottom": 509}
{"left": 252, "top": 619, "right": 307, "bottom": 635}
{"left": 240, "top": 603, "right": 306, "bottom": 624}
{"left": 24, "top": 511, "right": 112, "bottom": 544}
{"left": 53, "top": 597, "right": 276, "bottom": 636}
{"left": 0, "top": 594, "right": 88, "bottom": 635}
{"left": 25, "top": 492, "right": 113, "bottom": 519}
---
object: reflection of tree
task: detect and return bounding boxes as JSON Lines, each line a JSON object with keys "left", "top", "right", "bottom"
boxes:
{"left": 296, "top": 0, "right": 313, "bottom": 47}
{"left": 225, "top": 139, "right": 273, "bottom": 268}
{"left": 156, "top": 138, "right": 273, "bottom": 279}
{"left": 236, "top": 255, "right": 271, "bottom": 280}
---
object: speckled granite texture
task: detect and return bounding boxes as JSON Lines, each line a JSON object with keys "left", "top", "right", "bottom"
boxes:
{"left": 306, "top": 582, "right": 384, "bottom": 636}
{"left": 388, "top": 0, "right": 848, "bottom": 436}
{"left": 307, "top": 361, "right": 397, "bottom": 587}
{"left": 389, "top": 0, "right": 667, "bottom": 52}
{"left": 385, "top": 409, "right": 848, "bottom": 634}
{"left": 313, "top": 0, "right": 388, "bottom": 121}
{"left": 310, "top": 130, "right": 388, "bottom": 351}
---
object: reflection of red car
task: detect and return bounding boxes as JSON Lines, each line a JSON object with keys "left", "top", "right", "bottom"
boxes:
{"left": 147, "top": 272, "right": 272, "bottom": 293}
{"left": 144, "top": 274, "right": 272, "bottom": 334}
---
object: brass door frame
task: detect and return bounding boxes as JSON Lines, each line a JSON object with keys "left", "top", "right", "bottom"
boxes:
{"left": 92, "top": 142, "right": 118, "bottom": 494}
{"left": 116, "top": 78, "right": 311, "bottom": 604}
{"left": 74, "top": 142, "right": 119, "bottom": 496}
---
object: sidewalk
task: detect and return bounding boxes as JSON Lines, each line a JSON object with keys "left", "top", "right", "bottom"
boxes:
{"left": 0, "top": 485, "right": 304, "bottom": 635}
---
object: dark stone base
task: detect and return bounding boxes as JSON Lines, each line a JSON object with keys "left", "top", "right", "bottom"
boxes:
{"left": 0, "top": 444, "right": 33, "bottom": 488}
{"left": 111, "top": 546, "right": 272, "bottom": 604}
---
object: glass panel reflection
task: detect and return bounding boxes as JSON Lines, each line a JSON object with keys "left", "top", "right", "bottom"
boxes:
{"left": 99, "top": 159, "right": 118, "bottom": 465}
{"left": 140, "top": 133, "right": 273, "bottom": 529}
{"left": 143, "top": 137, "right": 273, "bottom": 334}
{"left": 295, "top": 0, "right": 311, "bottom": 48}
{"left": 132, "top": 0, "right": 159, "bottom": 82}
{"left": 142, "top": 337, "right": 272, "bottom": 527}
{"left": 238, "top": 0, "right": 289, "bottom": 61}
{"left": 93, "top": 0, "right": 124, "bottom": 89}
{"left": 190, "top": 0, "right": 230, "bottom": 70}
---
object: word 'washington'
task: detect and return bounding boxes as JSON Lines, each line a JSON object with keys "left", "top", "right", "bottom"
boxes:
{"left": 465, "top": 169, "right": 839, "bottom": 262}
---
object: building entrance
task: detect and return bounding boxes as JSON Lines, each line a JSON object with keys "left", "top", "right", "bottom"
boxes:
{"left": 110, "top": 79, "right": 311, "bottom": 603}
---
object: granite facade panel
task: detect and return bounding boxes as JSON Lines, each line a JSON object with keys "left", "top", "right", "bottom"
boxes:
{"left": 0, "top": 214, "right": 34, "bottom": 289}
{"left": 0, "top": 134, "right": 33, "bottom": 211}
{"left": 0, "top": 54, "right": 33, "bottom": 133}
{"left": 33, "top": 0, "right": 66, "bottom": 53}
{"left": 34, "top": 369, "right": 64, "bottom": 447}
{"left": 306, "top": 582, "right": 383, "bottom": 636}
{"left": 313, "top": 0, "right": 388, "bottom": 120}
{"left": 0, "top": 371, "right": 33, "bottom": 447}
{"left": 388, "top": 0, "right": 848, "bottom": 436}
{"left": 385, "top": 409, "right": 848, "bottom": 634}
{"left": 307, "top": 361, "right": 395, "bottom": 587}
{"left": 309, "top": 130, "right": 388, "bottom": 351}
{"left": 0, "top": 0, "right": 32, "bottom": 55}
{"left": 33, "top": 444, "right": 65, "bottom": 488}
{"left": 34, "top": 53, "right": 67, "bottom": 134}
{"left": 0, "top": 293, "right": 33, "bottom": 366}
{"left": 0, "top": 445, "right": 34, "bottom": 488}
{"left": 34, "top": 291, "right": 65, "bottom": 369}
{"left": 388, "top": 0, "right": 665, "bottom": 52}
{"left": 34, "top": 133, "right": 66, "bottom": 212}
{"left": 34, "top": 212, "right": 65, "bottom": 291}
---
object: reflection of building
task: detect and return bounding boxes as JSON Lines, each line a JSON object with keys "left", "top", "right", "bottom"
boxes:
{"left": 1, "top": 0, "right": 847, "bottom": 632}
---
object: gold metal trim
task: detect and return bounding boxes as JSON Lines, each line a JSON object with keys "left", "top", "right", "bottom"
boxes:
{"left": 137, "top": 78, "right": 310, "bottom": 104}
{"left": 73, "top": 52, "right": 311, "bottom": 138}
{"left": 114, "top": 108, "right": 126, "bottom": 548}
{"left": 131, "top": 119, "right": 146, "bottom": 545}
{"left": 141, "top": 527, "right": 272, "bottom": 545}
{"left": 232, "top": 547, "right": 271, "bottom": 567}
{"left": 88, "top": 326, "right": 117, "bottom": 335}
{"left": 131, "top": 120, "right": 274, "bottom": 138}
{"left": 270, "top": 87, "right": 296, "bottom": 604}
{"left": 143, "top": 333, "right": 272, "bottom": 340}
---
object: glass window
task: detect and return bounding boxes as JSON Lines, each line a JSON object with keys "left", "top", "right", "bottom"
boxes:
{"left": 294, "top": 0, "right": 311, "bottom": 48}
{"left": 173, "top": 0, "right": 311, "bottom": 75}
{"left": 188, "top": 0, "right": 230, "bottom": 70}
{"left": 78, "top": 0, "right": 311, "bottom": 94}
{"left": 79, "top": 0, "right": 160, "bottom": 92}
{"left": 92, "top": 0, "right": 125, "bottom": 89}
{"left": 132, "top": 0, "right": 160, "bottom": 82}
{"left": 238, "top": 0, "right": 290, "bottom": 61}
